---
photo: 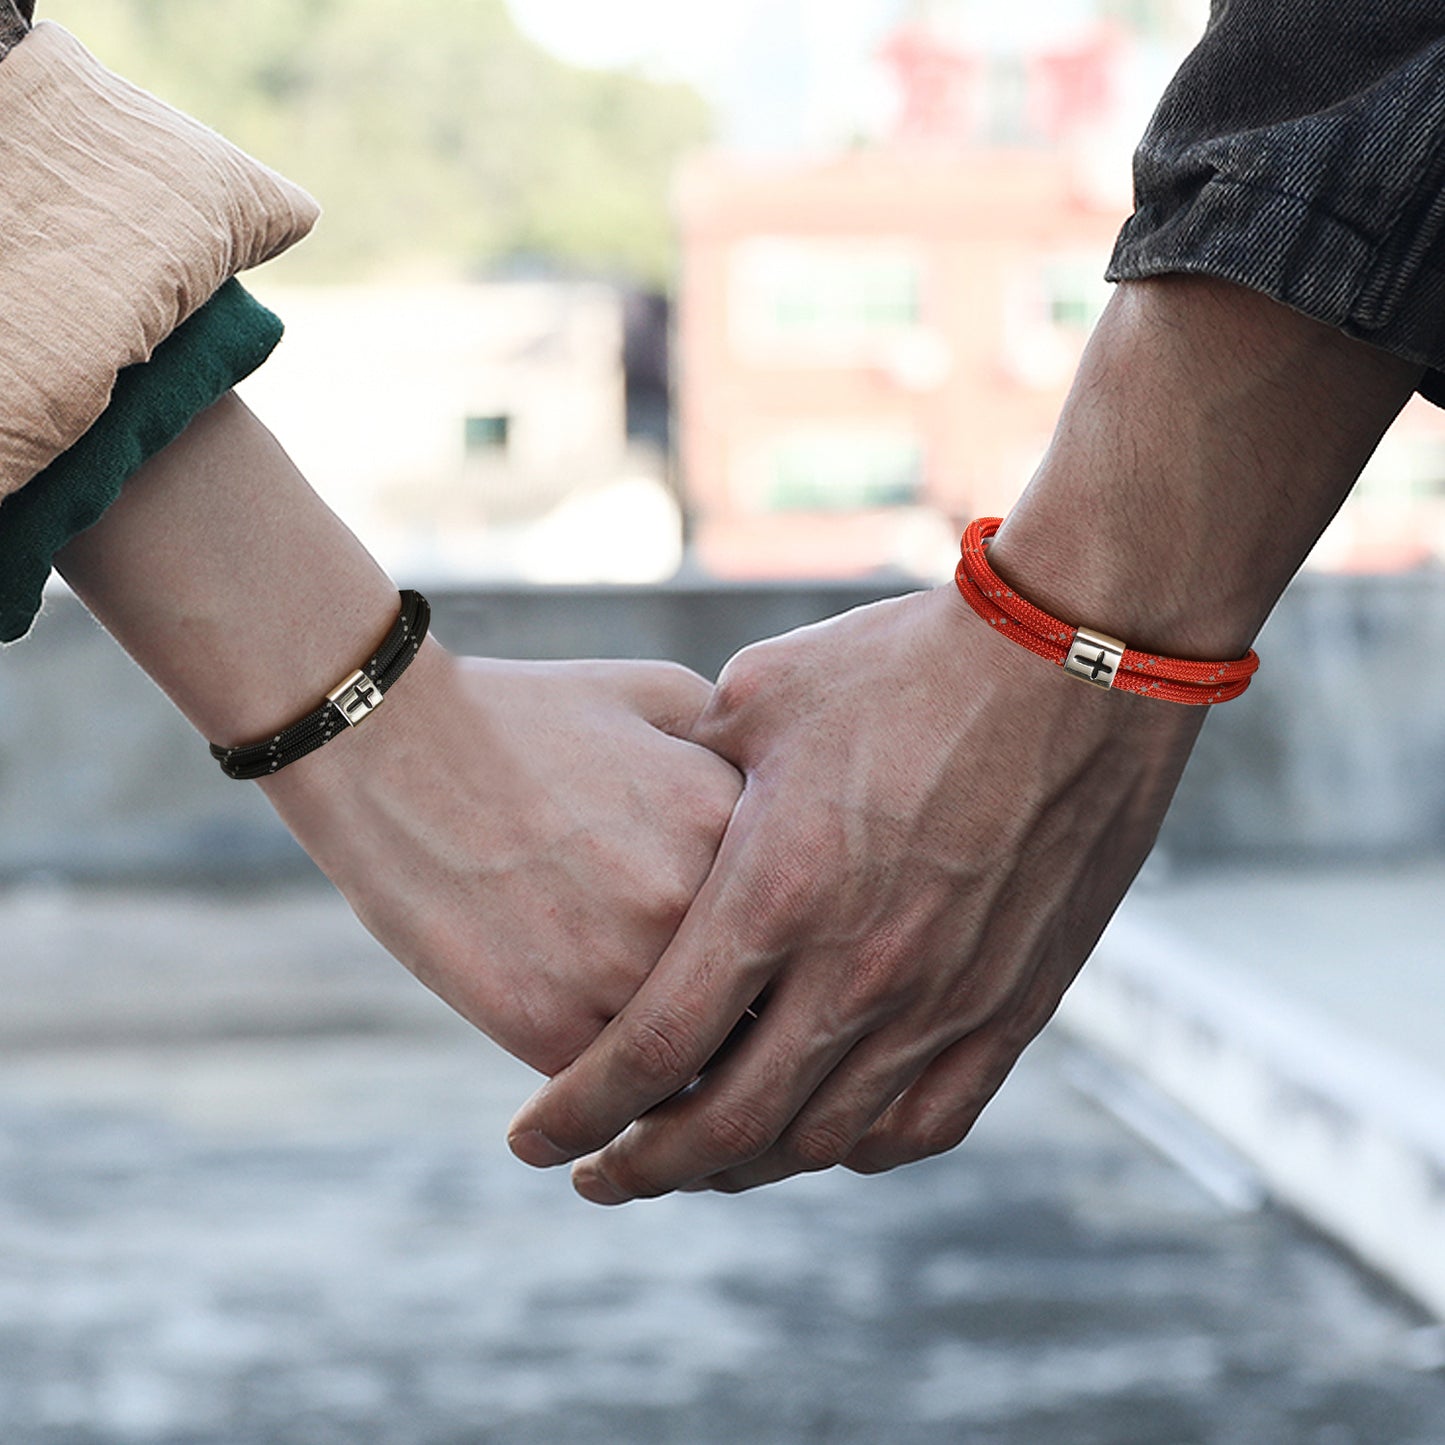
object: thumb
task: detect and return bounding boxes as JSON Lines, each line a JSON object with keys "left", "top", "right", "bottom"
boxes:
{"left": 594, "top": 658, "right": 715, "bottom": 739}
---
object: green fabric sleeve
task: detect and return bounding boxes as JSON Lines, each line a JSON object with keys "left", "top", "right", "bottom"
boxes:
{"left": 0, "top": 278, "right": 284, "bottom": 643}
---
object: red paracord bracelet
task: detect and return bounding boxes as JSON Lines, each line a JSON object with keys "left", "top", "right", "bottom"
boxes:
{"left": 954, "top": 517, "right": 1259, "bottom": 705}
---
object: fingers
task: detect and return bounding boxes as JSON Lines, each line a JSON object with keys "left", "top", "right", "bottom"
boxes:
{"left": 565, "top": 973, "right": 879, "bottom": 1203}
{"left": 840, "top": 1015, "right": 1038, "bottom": 1176}
{"left": 566, "top": 969, "right": 1052, "bottom": 1201}
{"left": 665, "top": 1028, "right": 939, "bottom": 1195}
{"left": 687, "top": 967, "right": 1060, "bottom": 1193}
{"left": 507, "top": 818, "right": 777, "bottom": 1168}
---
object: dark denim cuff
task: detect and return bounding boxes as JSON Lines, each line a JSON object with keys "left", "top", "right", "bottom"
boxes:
{"left": 0, "top": 0, "right": 28, "bottom": 60}
{"left": 1107, "top": 1, "right": 1445, "bottom": 406}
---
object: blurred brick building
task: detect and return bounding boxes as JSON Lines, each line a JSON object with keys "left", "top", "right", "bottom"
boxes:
{"left": 676, "top": 20, "right": 1130, "bottom": 579}
{"left": 677, "top": 9, "right": 1445, "bottom": 579}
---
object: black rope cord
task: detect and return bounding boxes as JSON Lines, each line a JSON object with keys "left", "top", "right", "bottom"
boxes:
{"left": 209, "top": 590, "right": 430, "bottom": 780}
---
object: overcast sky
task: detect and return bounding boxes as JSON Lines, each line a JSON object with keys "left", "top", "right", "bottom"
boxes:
{"left": 507, "top": 0, "right": 1199, "bottom": 151}
{"left": 509, "top": 0, "right": 899, "bottom": 84}
{"left": 508, "top": 0, "right": 900, "bottom": 150}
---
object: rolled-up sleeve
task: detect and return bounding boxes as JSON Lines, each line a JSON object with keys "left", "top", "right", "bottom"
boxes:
{"left": 1107, "top": 1, "right": 1445, "bottom": 405}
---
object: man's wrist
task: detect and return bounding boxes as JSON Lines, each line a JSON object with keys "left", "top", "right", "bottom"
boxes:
{"left": 986, "top": 478, "right": 1266, "bottom": 660}
{"left": 984, "top": 277, "right": 1422, "bottom": 661}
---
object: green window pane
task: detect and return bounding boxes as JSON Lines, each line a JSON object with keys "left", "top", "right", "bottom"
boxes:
{"left": 766, "top": 431, "right": 923, "bottom": 513}
{"left": 464, "top": 414, "right": 510, "bottom": 452}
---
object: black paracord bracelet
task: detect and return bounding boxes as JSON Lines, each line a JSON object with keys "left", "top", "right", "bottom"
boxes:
{"left": 209, "top": 590, "right": 431, "bottom": 780}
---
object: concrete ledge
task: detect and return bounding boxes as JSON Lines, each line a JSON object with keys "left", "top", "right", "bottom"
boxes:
{"left": 0, "top": 580, "right": 914, "bottom": 882}
{"left": 5, "top": 572, "right": 1445, "bottom": 878}
{"left": 1060, "top": 913, "right": 1445, "bottom": 1320}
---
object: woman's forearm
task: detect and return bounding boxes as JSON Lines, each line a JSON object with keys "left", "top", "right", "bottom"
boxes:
{"left": 54, "top": 391, "right": 401, "bottom": 747}
{"left": 52, "top": 389, "right": 741, "bottom": 1077}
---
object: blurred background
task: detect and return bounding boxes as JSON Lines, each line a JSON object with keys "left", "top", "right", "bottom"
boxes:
{"left": 37, "top": 0, "right": 1445, "bottom": 586}
{"left": 2, "top": 1, "right": 1444, "bottom": 1440}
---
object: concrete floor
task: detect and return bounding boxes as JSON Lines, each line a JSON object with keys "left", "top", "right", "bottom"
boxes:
{"left": 1, "top": 884, "right": 1444, "bottom": 1444}
{"left": 1122, "top": 856, "right": 1445, "bottom": 1076}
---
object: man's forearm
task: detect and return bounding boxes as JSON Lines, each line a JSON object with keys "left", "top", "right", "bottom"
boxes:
{"left": 991, "top": 277, "right": 1423, "bottom": 660}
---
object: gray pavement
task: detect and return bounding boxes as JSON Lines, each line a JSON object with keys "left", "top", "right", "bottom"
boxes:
{"left": 1, "top": 882, "right": 1444, "bottom": 1444}
{"left": 1121, "top": 856, "right": 1445, "bottom": 1076}
{"left": 1071, "top": 856, "right": 1445, "bottom": 1320}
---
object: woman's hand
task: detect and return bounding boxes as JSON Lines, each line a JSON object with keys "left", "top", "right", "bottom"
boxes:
{"left": 262, "top": 647, "right": 741, "bottom": 1074}
{"left": 54, "top": 393, "right": 739, "bottom": 1074}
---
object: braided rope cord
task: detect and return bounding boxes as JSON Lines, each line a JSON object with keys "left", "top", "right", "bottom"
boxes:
{"left": 210, "top": 590, "right": 431, "bottom": 779}
{"left": 954, "top": 518, "right": 1258, "bottom": 705}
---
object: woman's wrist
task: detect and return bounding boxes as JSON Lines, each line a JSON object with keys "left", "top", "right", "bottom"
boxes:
{"left": 255, "top": 637, "right": 464, "bottom": 872}
{"left": 55, "top": 393, "right": 402, "bottom": 744}
{"left": 987, "top": 277, "right": 1422, "bottom": 660}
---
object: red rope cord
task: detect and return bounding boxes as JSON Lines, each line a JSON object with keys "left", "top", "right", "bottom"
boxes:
{"left": 954, "top": 517, "right": 1259, "bottom": 705}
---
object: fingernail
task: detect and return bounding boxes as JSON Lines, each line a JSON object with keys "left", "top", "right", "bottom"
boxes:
{"left": 508, "top": 1129, "right": 572, "bottom": 1168}
{"left": 573, "top": 1168, "right": 629, "bottom": 1207}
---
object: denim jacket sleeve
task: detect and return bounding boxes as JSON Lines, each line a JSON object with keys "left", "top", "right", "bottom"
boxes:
{"left": 0, "top": 1, "right": 30, "bottom": 60}
{"left": 1107, "top": 1, "right": 1445, "bottom": 405}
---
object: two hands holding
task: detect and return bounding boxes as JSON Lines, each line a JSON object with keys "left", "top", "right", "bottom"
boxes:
{"left": 275, "top": 592, "right": 1203, "bottom": 1206}
{"left": 55, "top": 277, "right": 1421, "bottom": 1204}
{"left": 55, "top": 381, "right": 1202, "bottom": 1211}
{"left": 298, "top": 275, "right": 1417, "bottom": 1205}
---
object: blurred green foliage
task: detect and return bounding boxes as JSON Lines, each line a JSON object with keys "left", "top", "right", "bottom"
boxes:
{"left": 40, "top": 0, "right": 712, "bottom": 285}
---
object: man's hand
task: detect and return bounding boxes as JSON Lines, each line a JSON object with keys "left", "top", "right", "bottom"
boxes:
{"left": 264, "top": 647, "right": 742, "bottom": 1075}
{"left": 506, "top": 585, "right": 1204, "bottom": 1195}
{"left": 508, "top": 275, "right": 1422, "bottom": 1201}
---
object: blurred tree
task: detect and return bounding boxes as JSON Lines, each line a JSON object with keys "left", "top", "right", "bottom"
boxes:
{"left": 40, "top": 0, "right": 712, "bottom": 285}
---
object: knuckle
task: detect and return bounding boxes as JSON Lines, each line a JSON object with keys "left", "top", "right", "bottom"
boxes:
{"left": 703, "top": 1174, "right": 754, "bottom": 1197}
{"left": 1017, "top": 985, "right": 1065, "bottom": 1043}
{"left": 839, "top": 932, "right": 913, "bottom": 1022}
{"left": 892, "top": 1105, "right": 972, "bottom": 1164}
{"left": 698, "top": 1102, "right": 777, "bottom": 1165}
{"left": 787, "top": 1119, "right": 856, "bottom": 1172}
{"left": 638, "top": 870, "right": 694, "bottom": 933}
{"left": 654, "top": 660, "right": 714, "bottom": 719}
{"left": 985, "top": 989, "right": 1059, "bottom": 1067}
{"left": 615, "top": 1006, "right": 703, "bottom": 1089}
{"left": 524, "top": 1086, "right": 601, "bottom": 1156}
{"left": 597, "top": 1149, "right": 669, "bottom": 1201}
{"left": 710, "top": 644, "right": 773, "bottom": 717}
{"left": 739, "top": 850, "right": 824, "bottom": 938}
{"left": 651, "top": 658, "right": 706, "bottom": 691}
